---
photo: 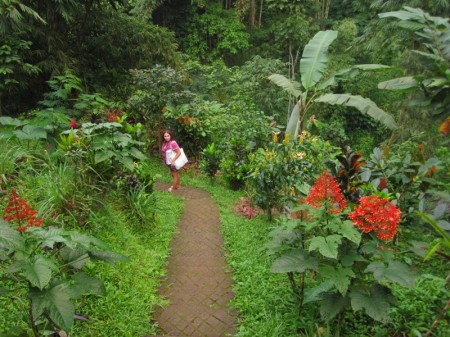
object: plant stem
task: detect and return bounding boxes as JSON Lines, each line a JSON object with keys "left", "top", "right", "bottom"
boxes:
{"left": 426, "top": 298, "right": 450, "bottom": 337}
{"left": 29, "top": 301, "right": 40, "bottom": 337}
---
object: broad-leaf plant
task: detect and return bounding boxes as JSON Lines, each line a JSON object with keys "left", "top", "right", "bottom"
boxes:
{"left": 269, "top": 30, "right": 397, "bottom": 139}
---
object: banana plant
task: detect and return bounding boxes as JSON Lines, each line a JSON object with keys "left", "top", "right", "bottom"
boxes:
{"left": 269, "top": 30, "right": 397, "bottom": 139}
{"left": 377, "top": 7, "right": 450, "bottom": 133}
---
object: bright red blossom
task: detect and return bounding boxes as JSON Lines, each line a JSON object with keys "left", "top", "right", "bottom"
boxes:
{"left": 70, "top": 119, "right": 77, "bottom": 129}
{"left": 306, "top": 170, "right": 347, "bottom": 214}
{"left": 2, "top": 189, "right": 43, "bottom": 232}
{"left": 349, "top": 195, "right": 401, "bottom": 241}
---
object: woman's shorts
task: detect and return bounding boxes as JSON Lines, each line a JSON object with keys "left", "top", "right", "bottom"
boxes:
{"left": 167, "top": 164, "right": 178, "bottom": 172}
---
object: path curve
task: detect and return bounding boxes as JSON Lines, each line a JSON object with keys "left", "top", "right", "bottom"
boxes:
{"left": 152, "top": 182, "right": 237, "bottom": 337}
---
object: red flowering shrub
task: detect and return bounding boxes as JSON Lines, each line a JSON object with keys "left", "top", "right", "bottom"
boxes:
{"left": 306, "top": 170, "right": 347, "bottom": 213}
{"left": 349, "top": 195, "right": 401, "bottom": 241}
{"left": 2, "top": 189, "right": 43, "bottom": 232}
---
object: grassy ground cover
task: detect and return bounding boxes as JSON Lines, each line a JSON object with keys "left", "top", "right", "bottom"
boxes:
{"left": 179, "top": 166, "right": 449, "bottom": 337}
{"left": 70, "top": 190, "right": 183, "bottom": 336}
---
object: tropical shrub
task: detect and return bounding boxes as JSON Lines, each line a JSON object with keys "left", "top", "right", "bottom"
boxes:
{"left": 360, "top": 141, "right": 441, "bottom": 220}
{"left": 58, "top": 122, "right": 147, "bottom": 181}
{"left": 0, "top": 191, "right": 126, "bottom": 336}
{"left": 267, "top": 170, "right": 418, "bottom": 331}
{"left": 220, "top": 137, "right": 253, "bottom": 190}
{"left": 199, "top": 143, "right": 222, "bottom": 181}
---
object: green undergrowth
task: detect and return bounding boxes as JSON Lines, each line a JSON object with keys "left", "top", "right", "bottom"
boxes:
{"left": 164, "top": 163, "right": 449, "bottom": 337}
{"left": 70, "top": 190, "right": 183, "bottom": 336}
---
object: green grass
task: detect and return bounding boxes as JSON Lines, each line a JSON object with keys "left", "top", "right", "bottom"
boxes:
{"left": 70, "top": 190, "right": 183, "bottom": 336}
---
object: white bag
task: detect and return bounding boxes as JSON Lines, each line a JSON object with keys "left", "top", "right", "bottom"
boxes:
{"left": 166, "top": 148, "right": 188, "bottom": 170}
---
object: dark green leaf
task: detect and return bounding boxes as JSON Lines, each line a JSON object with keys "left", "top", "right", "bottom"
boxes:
{"left": 270, "top": 249, "right": 318, "bottom": 273}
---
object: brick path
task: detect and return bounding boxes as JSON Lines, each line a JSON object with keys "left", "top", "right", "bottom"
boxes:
{"left": 151, "top": 183, "right": 237, "bottom": 337}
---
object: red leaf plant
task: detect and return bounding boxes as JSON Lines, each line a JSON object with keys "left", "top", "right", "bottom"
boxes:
{"left": 349, "top": 195, "right": 401, "bottom": 241}
{"left": 236, "top": 197, "right": 259, "bottom": 219}
{"left": 2, "top": 189, "right": 43, "bottom": 232}
{"left": 306, "top": 170, "right": 347, "bottom": 214}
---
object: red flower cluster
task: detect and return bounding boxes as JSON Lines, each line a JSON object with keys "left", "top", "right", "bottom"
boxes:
{"left": 70, "top": 119, "right": 77, "bottom": 129}
{"left": 306, "top": 170, "right": 347, "bottom": 214}
{"left": 349, "top": 195, "right": 401, "bottom": 241}
{"left": 2, "top": 189, "right": 43, "bottom": 232}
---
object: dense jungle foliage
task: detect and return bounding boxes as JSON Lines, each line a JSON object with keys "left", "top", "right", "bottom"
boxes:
{"left": 0, "top": 0, "right": 449, "bottom": 336}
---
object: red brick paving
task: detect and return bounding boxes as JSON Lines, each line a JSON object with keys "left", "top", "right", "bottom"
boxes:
{"left": 151, "top": 183, "right": 237, "bottom": 337}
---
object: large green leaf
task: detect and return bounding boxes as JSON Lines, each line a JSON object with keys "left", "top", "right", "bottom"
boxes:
{"left": 89, "top": 250, "right": 128, "bottom": 264}
{"left": 0, "top": 219, "right": 24, "bottom": 251}
{"left": 29, "top": 228, "right": 66, "bottom": 248}
{"left": 384, "top": 261, "right": 417, "bottom": 287}
{"left": 319, "top": 292, "right": 349, "bottom": 321}
{"left": 129, "top": 147, "right": 147, "bottom": 160}
{"left": 378, "top": 7, "right": 429, "bottom": 24}
{"left": 59, "top": 247, "right": 90, "bottom": 269}
{"left": 13, "top": 125, "right": 47, "bottom": 140}
{"left": 315, "top": 93, "right": 397, "bottom": 130}
{"left": 339, "top": 220, "right": 362, "bottom": 245}
{"left": 308, "top": 235, "right": 342, "bottom": 259}
{"left": 378, "top": 77, "right": 418, "bottom": 90}
{"left": 30, "top": 284, "right": 74, "bottom": 330}
{"left": 320, "top": 265, "right": 355, "bottom": 296}
{"left": 7, "top": 256, "right": 55, "bottom": 290}
{"left": 285, "top": 99, "right": 302, "bottom": 138}
{"left": 270, "top": 249, "right": 318, "bottom": 273}
{"left": 70, "top": 272, "right": 104, "bottom": 299}
{"left": 94, "top": 150, "right": 115, "bottom": 164}
{"left": 300, "top": 30, "right": 338, "bottom": 90}
{"left": 268, "top": 74, "right": 302, "bottom": 97}
{"left": 365, "top": 261, "right": 417, "bottom": 288}
{"left": 0, "top": 116, "right": 24, "bottom": 126}
{"left": 349, "top": 284, "right": 393, "bottom": 323}
{"left": 303, "top": 281, "right": 334, "bottom": 304}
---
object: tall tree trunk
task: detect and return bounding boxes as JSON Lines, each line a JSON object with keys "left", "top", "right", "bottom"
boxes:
{"left": 249, "top": 0, "right": 256, "bottom": 30}
{"left": 258, "top": 0, "right": 263, "bottom": 27}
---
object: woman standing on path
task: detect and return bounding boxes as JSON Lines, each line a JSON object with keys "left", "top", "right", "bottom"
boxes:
{"left": 161, "top": 130, "right": 181, "bottom": 192}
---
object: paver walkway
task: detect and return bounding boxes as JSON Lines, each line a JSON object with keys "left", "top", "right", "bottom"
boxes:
{"left": 151, "top": 182, "right": 237, "bottom": 337}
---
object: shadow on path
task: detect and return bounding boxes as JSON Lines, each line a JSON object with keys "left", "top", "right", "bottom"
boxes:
{"left": 150, "top": 182, "right": 237, "bottom": 337}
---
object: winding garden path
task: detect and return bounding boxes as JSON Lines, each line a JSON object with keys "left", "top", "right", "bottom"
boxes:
{"left": 150, "top": 182, "right": 237, "bottom": 337}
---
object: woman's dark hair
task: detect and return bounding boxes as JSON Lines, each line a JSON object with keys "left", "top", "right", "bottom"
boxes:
{"left": 162, "top": 129, "right": 175, "bottom": 141}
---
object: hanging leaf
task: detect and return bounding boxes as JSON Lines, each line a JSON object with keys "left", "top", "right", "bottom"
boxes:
{"left": 270, "top": 249, "right": 318, "bottom": 273}
{"left": 268, "top": 74, "right": 302, "bottom": 98}
{"left": 378, "top": 77, "right": 418, "bottom": 90}
{"left": 315, "top": 94, "right": 397, "bottom": 130}
{"left": 350, "top": 284, "right": 393, "bottom": 322}
{"left": 319, "top": 292, "right": 349, "bottom": 321}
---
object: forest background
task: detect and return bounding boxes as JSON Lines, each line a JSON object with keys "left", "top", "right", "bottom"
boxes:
{"left": 0, "top": 0, "right": 449, "bottom": 337}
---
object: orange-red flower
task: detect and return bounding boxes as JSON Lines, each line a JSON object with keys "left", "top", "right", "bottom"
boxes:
{"left": 2, "top": 189, "right": 43, "bottom": 232}
{"left": 349, "top": 195, "right": 401, "bottom": 241}
{"left": 306, "top": 170, "right": 347, "bottom": 214}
